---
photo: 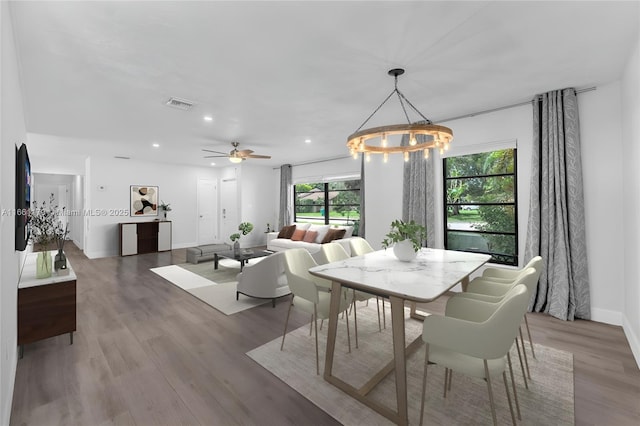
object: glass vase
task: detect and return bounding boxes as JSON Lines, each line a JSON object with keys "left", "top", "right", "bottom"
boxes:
{"left": 36, "top": 251, "right": 52, "bottom": 279}
{"left": 54, "top": 249, "right": 67, "bottom": 271}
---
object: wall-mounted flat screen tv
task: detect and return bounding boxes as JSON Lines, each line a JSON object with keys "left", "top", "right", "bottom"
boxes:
{"left": 15, "top": 143, "right": 31, "bottom": 251}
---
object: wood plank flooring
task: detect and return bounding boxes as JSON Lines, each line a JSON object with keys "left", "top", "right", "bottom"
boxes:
{"left": 10, "top": 244, "right": 640, "bottom": 425}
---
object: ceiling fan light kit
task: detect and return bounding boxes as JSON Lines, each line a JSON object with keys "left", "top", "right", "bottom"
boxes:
{"left": 347, "top": 68, "right": 453, "bottom": 163}
{"left": 202, "top": 141, "right": 271, "bottom": 163}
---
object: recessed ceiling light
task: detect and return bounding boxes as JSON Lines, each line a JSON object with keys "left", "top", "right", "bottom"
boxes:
{"left": 210, "top": 162, "right": 216, "bottom": 166}
{"left": 305, "top": 139, "right": 311, "bottom": 144}
{"left": 204, "top": 116, "right": 213, "bottom": 122}
{"left": 152, "top": 143, "right": 160, "bottom": 148}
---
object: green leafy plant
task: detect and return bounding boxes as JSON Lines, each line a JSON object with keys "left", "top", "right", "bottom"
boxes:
{"left": 381, "top": 219, "right": 427, "bottom": 252}
{"left": 230, "top": 222, "right": 254, "bottom": 242}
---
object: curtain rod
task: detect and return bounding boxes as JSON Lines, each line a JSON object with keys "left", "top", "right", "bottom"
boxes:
{"left": 435, "top": 87, "right": 596, "bottom": 124}
{"left": 275, "top": 86, "right": 597, "bottom": 169}
{"left": 273, "top": 155, "right": 351, "bottom": 169}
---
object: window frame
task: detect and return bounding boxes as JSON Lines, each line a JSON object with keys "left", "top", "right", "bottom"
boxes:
{"left": 293, "top": 181, "right": 361, "bottom": 228}
{"left": 442, "top": 148, "right": 519, "bottom": 266}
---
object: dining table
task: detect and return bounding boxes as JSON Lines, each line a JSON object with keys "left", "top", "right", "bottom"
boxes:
{"left": 309, "top": 247, "right": 491, "bottom": 426}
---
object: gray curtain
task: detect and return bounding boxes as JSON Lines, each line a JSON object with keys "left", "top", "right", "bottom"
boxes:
{"left": 278, "top": 164, "right": 292, "bottom": 229}
{"left": 524, "top": 88, "right": 590, "bottom": 321}
{"left": 359, "top": 156, "right": 366, "bottom": 238}
{"left": 402, "top": 134, "right": 436, "bottom": 247}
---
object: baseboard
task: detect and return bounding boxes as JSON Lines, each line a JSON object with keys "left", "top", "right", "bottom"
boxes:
{"left": 623, "top": 315, "right": 640, "bottom": 369}
{"left": 84, "top": 249, "right": 118, "bottom": 259}
{"left": 590, "top": 307, "right": 623, "bottom": 326}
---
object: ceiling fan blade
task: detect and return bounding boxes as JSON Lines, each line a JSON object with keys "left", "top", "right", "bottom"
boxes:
{"left": 203, "top": 155, "right": 229, "bottom": 158}
{"left": 246, "top": 154, "right": 271, "bottom": 159}
{"left": 202, "top": 149, "right": 228, "bottom": 155}
{"left": 237, "top": 149, "right": 254, "bottom": 156}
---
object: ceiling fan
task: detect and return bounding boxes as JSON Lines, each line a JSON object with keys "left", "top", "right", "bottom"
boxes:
{"left": 202, "top": 142, "right": 272, "bottom": 163}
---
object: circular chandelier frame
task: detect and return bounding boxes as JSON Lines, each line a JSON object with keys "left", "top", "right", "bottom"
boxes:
{"left": 347, "top": 68, "right": 453, "bottom": 160}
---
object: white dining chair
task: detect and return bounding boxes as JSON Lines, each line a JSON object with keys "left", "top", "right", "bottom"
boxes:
{"left": 419, "top": 284, "right": 530, "bottom": 426}
{"left": 281, "top": 248, "right": 353, "bottom": 375}
{"left": 477, "top": 256, "right": 543, "bottom": 359}
{"left": 454, "top": 267, "right": 538, "bottom": 386}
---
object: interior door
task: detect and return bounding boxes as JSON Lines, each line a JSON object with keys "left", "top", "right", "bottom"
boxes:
{"left": 220, "top": 178, "right": 239, "bottom": 244}
{"left": 197, "top": 179, "right": 217, "bottom": 245}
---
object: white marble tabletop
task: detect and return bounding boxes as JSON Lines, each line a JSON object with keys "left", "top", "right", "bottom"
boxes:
{"left": 18, "top": 250, "right": 77, "bottom": 289}
{"left": 309, "top": 248, "right": 491, "bottom": 302}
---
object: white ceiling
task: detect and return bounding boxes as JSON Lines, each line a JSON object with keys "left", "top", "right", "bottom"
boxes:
{"left": 9, "top": 1, "right": 639, "bottom": 168}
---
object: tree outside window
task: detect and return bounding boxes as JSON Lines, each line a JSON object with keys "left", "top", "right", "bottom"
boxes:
{"left": 444, "top": 149, "right": 517, "bottom": 265}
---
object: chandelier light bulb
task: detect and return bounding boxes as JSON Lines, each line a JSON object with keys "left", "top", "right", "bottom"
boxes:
{"left": 366, "top": 152, "right": 371, "bottom": 162}
{"left": 439, "top": 147, "right": 444, "bottom": 155}
{"left": 383, "top": 152, "right": 389, "bottom": 163}
{"left": 353, "top": 151, "right": 359, "bottom": 160}
{"left": 404, "top": 151, "right": 409, "bottom": 162}
{"left": 409, "top": 133, "right": 417, "bottom": 146}
{"left": 424, "top": 149, "right": 429, "bottom": 159}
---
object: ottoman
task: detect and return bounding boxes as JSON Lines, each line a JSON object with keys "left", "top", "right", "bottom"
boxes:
{"left": 186, "top": 243, "right": 231, "bottom": 264}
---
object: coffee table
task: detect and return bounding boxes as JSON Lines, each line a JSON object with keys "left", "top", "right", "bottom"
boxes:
{"left": 213, "top": 249, "right": 273, "bottom": 271}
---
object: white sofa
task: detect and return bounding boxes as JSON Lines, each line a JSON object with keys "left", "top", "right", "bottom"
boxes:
{"left": 266, "top": 223, "right": 356, "bottom": 260}
{"left": 236, "top": 251, "right": 290, "bottom": 307}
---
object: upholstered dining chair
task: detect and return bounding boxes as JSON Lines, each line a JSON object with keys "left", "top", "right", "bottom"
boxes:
{"left": 318, "top": 243, "right": 381, "bottom": 346}
{"left": 281, "top": 248, "right": 353, "bottom": 375}
{"left": 453, "top": 267, "right": 538, "bottom": 387}
{"left": 349, "top": 237, "right": 375, "bottom": 256}
{"left": 464, "top": 258, "right": 543, "bottom": 362}
{"left": 419, "top": 284, "right": 530, "bottom": 426}
{"left": 477, "top": 256, "right": 543, "bottom": 359}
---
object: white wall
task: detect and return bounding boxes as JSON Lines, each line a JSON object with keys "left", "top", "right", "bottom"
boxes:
{"left": 622, "top": 38, "right": 640, "bottom": 366}
{"left": 84, "top": 156, "right": 220, "bottom": 258}
{"left": 0, "top": 2, "right": 27, "bottom": 423}
{"left": 238, "top": 164, "right": 277, "bottom": 248}
{"left": 579, "top": 83, "right": 625, "bottom": 325}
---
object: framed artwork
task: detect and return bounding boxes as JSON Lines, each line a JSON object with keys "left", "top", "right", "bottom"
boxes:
{"left": 130, "top": 185, "right": 158, "bottom": 216}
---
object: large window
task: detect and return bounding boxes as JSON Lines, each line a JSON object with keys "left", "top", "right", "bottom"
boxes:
{"left": 444, "top": 149, "right": 518, "bottom": 265}
{"left": 294, "top": 179, "right": 360, "bottom": 235}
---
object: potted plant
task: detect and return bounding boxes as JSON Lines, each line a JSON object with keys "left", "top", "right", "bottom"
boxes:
{"left": 381, "top": 219, "right": 427, "bottom": 261}
{"left": 230, "top": 222, "right": 254, "bottom": 254}
{"left": 159, "top": 200, "right": 172, "bottom": 220}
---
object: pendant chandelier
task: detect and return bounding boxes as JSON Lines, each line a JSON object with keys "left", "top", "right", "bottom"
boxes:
{"left": 347, "top": 68, "right": 453, "bottom": 162}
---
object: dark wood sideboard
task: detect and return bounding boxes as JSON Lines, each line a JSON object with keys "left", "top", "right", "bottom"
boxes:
{"left": 18, "top": 251, "right": 77, "bottom": 358}
{"left": 119, "top": 221, "right": 172, "bottom": 256}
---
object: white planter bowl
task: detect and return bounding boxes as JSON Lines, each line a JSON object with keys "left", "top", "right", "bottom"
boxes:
{"left": 393, "top": 239, "right": 417, "bottom": 262}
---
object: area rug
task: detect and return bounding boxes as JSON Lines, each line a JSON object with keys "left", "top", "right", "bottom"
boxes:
{"left": 150, "top": 259, "right": 269, "bottom": 315}
{"left": 247, "top": 303, "right": 574, "bottom": 425}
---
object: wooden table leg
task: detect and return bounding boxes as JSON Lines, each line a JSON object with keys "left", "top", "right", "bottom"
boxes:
{"left": 324, "top": 281, "right": 342, "bottom": 380}
{"left": 214, "top": 253, "right": 219, "bottom": 270}
{"left": 389, "top": 296, "right": 408, "bottom": 426}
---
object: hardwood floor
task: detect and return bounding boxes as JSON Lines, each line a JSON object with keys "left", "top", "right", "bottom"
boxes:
{"left": 10, "top": 244, "right": 640, "bottom": 425}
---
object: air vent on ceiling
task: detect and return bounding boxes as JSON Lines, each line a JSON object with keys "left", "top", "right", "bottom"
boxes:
{"left": 114, "top": 156, "right": 130, "bottom": 160}
{"left": 165, "top": 97, "right": 194, "bottom": 111}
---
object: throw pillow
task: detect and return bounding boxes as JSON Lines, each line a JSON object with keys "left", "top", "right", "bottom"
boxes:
{"left": 291, "top": 229, "right": 307, "bottom": 241}
{"left": 303, "top": 230, "right": 318, "bottom": 243}
{"left": 293, "top": 222, "right": 312, "bottom": 231}
{"left": 277, "top": 224, "right": 296, "bottom": 239}
{"left": 321, "top": 228, "right": 346, "bottom": 244}
{"left": 308, "top": 224, "right": 331, "bottom": 243}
